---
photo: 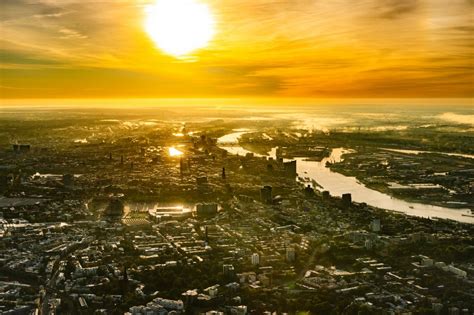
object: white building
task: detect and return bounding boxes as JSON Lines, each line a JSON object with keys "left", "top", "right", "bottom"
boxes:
{"left": 370, "top": 219, "right": 381, "bottom": 232}
{"left": 421, "top": 257, "right": 434, "bottom": 267}
{"left": 151, "top": 297, "right": 184, "bottom": 311}
{"left": 251, "top": 253, "right": 260, "bottom": 265}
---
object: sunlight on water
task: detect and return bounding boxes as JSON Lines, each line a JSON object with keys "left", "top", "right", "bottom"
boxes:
{"left": 168, "top": 147, "right": 183, "bottom": 157}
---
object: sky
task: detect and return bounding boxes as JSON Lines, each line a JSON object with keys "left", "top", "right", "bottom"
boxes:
{"left": 0, "top": 0, "right": 473, "bottom": 99}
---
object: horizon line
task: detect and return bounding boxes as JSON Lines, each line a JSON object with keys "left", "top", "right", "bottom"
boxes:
{"left": 1, "top": 97, "right": 473, "bottom": 110}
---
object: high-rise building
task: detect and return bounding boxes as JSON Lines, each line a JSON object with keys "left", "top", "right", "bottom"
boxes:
{"left": 342, "top": 193, "right": 352, "bottom": 208}
{"left": 283, "top": 160, "right": 297, "bottom": 177}
{"left": 251, "top": 253, "right": 260, "bottom": 265}
{"left": 260, "top": 186, "right": 272, "bottom": 204}
{"left": 223, "top": 264, "right": 234, "bottom": 276}
{"left": 105, "top": 197, "right": 124, "bottom": 220}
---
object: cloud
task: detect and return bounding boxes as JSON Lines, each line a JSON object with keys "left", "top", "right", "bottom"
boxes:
{"left": 373, "top": 0, "right": 418, "bottom": 19}
{"left": 58, "top": 28, "right": 87, "bottom": 40}
{"left": 1, "top": 0, "right": 473, "bottom": 98}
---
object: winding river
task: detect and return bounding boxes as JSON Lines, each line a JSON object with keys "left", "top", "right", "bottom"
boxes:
{"left": 218, "top": 132, "right": 474, "bottom": 224}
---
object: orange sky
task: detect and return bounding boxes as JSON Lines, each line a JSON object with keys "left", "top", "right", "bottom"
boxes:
{"left": 0, "top": 0, "right": 473, "bottom": 99}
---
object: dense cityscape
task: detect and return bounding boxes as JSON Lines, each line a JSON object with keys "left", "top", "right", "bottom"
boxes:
{"left": 0, "top": 107, "right": 472, "bottom": 314}
{"left": 2, "top": 0, "right": 473, "bottom": 312}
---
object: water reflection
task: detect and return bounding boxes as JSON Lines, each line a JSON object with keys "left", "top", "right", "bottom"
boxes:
{"left": 168, "top": 147, "right": 184, "bottom": 157}
{"left": 218, "top": 134, "right": 474, "bottom": 224}
{"left": 382, "top": 148, "right": 474, "bottom": 160}
{"left": 295, "top": 149, "right": 473, "bottom": 223}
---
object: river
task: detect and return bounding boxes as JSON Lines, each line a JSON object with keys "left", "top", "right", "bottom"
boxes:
{"left": 218, "top": 131, "right": 474, "bottom": 224}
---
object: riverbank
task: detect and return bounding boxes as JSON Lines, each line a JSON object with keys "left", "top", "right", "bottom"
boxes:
{"left": 329, "top": 147, "right": 473, "bottom": 210}
{"left": 217, "top": 132, "right": 473, "bottom": 224}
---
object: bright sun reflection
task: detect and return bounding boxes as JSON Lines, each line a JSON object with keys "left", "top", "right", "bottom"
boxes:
{"left": 168, "top": 147, "right": 184, "bottom": 157}
{"left": 144, "top": 0, "right": 215, "bottom": 57}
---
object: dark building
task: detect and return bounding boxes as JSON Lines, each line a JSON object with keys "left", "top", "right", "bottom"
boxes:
{"left": 0, "top": 175, "right": 8, "bottom": 192}
{"left": 283, "top": 161, "right": 297, "bottom": 177}
{"left": 276, "top": 147, "right": 283, "bottom": 158}
{"left": 19, "top": 144, "right": 31, "bottom": 153}
{"left": 13, "top": 144, "right": 31, "bottom": 153}
{"left": 121, "top": 266, "right": 129, "bottom": 294}
{"left": 342, "top": 193, "right": 352, "bottom": 208}
{"left": 223, "top": 264, "right": 235, "bottom": 277}
{"left": 62, "top": 174, "right": 74, "bottom": 187}
{"left": 322, "top": 190, "right": 330, "bottom": 200}
{"left": 196, "top": 203, "right": 218, "bottom": 217}
{"left": 180, "top": 158, "right": 185, "bottom": 175}
{"left": 260, "top": 185, "right": 273, "bottom": 204}
{"left": 304, "top": 185, "right": 314, "bottom": 197}
{"left": 267, "top": 164, "right": 274, "bottom": 172}
{"left": 105, "top": 197, "right": 125, "bottom": 219}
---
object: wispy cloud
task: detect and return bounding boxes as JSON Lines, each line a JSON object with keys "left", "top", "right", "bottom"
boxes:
{"left": 58, "top": 28, "right": 88, "bottom": 40}
{"left": 1, "top": 0, "right": 473, "bottom": 98}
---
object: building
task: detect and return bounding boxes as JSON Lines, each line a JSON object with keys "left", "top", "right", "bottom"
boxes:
{"left": 196, "top": 176, "right": 208, "bottom": 185}
{"left": 304, "top": 185, "right": 315, "bottom": 197}
{"left": 365, "top": 239, "right": 373, "bottom": 250}
{"left": 196, "top": 203, "right": 218, "bottom": 217}
{"left": 286, "top": 247, "right": 296, "bottom": 262}
{"left": 152, "top": 297, "right": 184, "bottom": 311}
{"left": 63, "top": 174, "right": 74, "bottom": 187}
{"left": 342, "top": 193, "right": 352, "bottom": 208}
{"left": 251, "top": 253, "right": 260, "bottom": 265}
{"left": 260, "top": 186, "right": 272, "bottom": 204}
{"left": 12, "top": 144, "right": 31, "bottom": 153}
{"left": 322, "top": 190, "right": 330, "bottom": 200}
{"left": 0, "top": 175, "right": 8, "bottom": 192}
{"left": 370, "top": 219, "right": 381, "bottom": 232}
{"left": 104, "top": 197, "right": 124, "bottom": 219}
{"left": 223, "top": 264, "right": 235, "bottom": 277}
{"left": 182, "top": 289, "right": 198, "bottom": 306}
{"left": 205, "top": 285, "right": 219, "bottom": 298}
{"left": 283, "top": 161, "right": 297, "bottom": 177}
{"left": 421, "top": 256, "right": 434, "bottom": 267}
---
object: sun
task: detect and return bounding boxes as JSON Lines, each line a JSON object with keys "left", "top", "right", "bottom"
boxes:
{"left": 144, "top": 0, "right": 216, "bottom": 57}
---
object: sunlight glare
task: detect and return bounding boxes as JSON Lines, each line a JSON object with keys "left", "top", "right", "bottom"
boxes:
{"left": 145, "top": 0, "right": 216, "bottom": 57}
{"left": 168, "top": 147, "right": 184, "bottom": 157}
